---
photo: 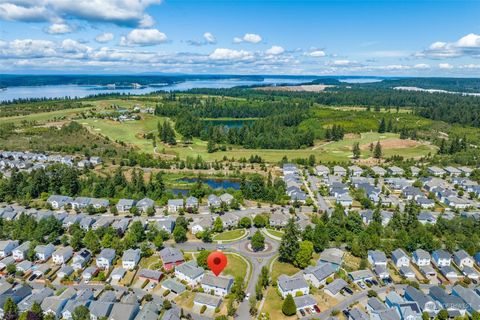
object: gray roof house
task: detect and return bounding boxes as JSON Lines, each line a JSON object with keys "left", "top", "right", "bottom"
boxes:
{"left": 452, "top": 285, "right": 480, "bottom": 315}
{"left": 136, "top": 198, "right": 155, "bottom": 212}
{"left": 277, "top": 274, "right": 310, "bottom": 298}
{"left": 89, "top": 301, "right": 113, "bottom": 320}
{"left": 117, "top": 199, "right": 136, "bottom": 213}
{"left": 201, "top": 273, "right": 234, "bottom": 297}
{"left": 368, "top": 250, "right": 388, "bottom": 266}
{"left": 207, "top": 194, "right": 221, "bottom": 208}
{"left": 0, "top": 240, "right": 19, "bottom": 258}
{"left": 159, "top": 247, "right": 184, "bottom": 270}
{"left": 194, "top": 292, "right": 222, "bottom": 310}
{"left": 47, "top": 195, "right": 73, "bottom": 209}
{"left": 109, "top": 302, "right": 140, "bottom": 320}
{"left": 96, "top": 248, "right": 116, "bottom": 269}
{"left": 429, "top": 286, "right": 467, "bottom": 317}
{"left": 391, "top": 248, "right": 410, "bottom": 268}
{"left": 403, "top": 286, "right": 437, "bottom": 315}
{"left": 303, "top": 263, "right": 335, "bottom": 288}
{"left": 293, "top": 294, "right": 317, "bottom": 311}
{"left": 12, "top": 241, "right": 30, "bottom": 261}
{"left": 174, "top": 260, "right": 205, "bottom": 285}
{"left": 185, "top": 196, "right": 199, "bottom": 209}
{"left": 161, "top": 279, "right": 186, "bottom": 295}
{"left": 324, "top": 278, "right": 348, "bottom": 297}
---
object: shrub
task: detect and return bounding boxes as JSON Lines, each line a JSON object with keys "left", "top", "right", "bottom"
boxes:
{"left": 200, "top": 305, "right": 207, "bottom": 314}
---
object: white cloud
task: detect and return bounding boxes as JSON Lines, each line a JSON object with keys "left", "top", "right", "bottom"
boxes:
{"left": 420, "top": 33, "right": 480, "bottom": 58}
{"left": 414, "top": 63, "right": 430, "bottom": 69}
{"left": 308, "top": 50, "right": 326, "bottom": 57}
{"left": 45, "top": 22, "right": 72, "bottom": 34}
{"left": 95, "top": 32, "right": 114, "bottom": 43}
{"left": 233, "top": 33, "right": 262, "bottom": 44}
{"left": 209, "top": 48, "right": 253, "bottom": 60}
{"left": 332, "top": 59, "right": 355, "bottom": 66}
{"left": 0, "top": 3, "right": 50, "bottom": 22}
{"left": 265, "top": 46, "right": 284, "bottom": 56}
{"left": 187, "top": 32, "right": 216, "bottom": 46}
{"left": 203, "top": 32, "right": 216, "bottom": 44}
{"left": 438, "top": 63, "right": 453, "bottom": 69}
{"left": 0, "top": 0, "right": 162, "bottom": 27}
{"left": 120, "top": 29, "right": 167, "bottom": 46}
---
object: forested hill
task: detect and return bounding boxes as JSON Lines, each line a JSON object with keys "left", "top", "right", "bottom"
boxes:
{"left": 351, "top": 77, "right": 480, "bottom": 93}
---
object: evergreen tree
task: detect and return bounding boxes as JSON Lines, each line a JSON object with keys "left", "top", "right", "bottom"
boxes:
{"left": 378, "top": 118, "right": 386, "bottom": 133}
{"left": 282, "top": 294, "right": 297, "bottom": 316}
{"left": 374, "top": 141, "right": 382, "bottom": 159}
{"left": 279, "top": 218, "right": 300, "bottom": 263}
{"left": 352, "top": 142, "right": 361, "bottom": 159}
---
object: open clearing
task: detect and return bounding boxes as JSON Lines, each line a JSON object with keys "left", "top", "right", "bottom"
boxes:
{"left": 80, "top": 116, "right": 436, "bottom": 162}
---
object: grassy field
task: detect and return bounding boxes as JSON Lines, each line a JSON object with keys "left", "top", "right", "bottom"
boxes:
{"left": 270, "top": 259, "right": 301, "bottom": 283}
{"left": 266, "top": 228, "right": 284, "bottom": 238}
{"left": 222, "top": 253, "right": 248, "bottom": 280}
{"left": 213, "top": 229, "right": 247, "bottom": 242}
{"left": 261, "top": 286, "right": 288, "bottom": 319}
{"left": 82, "top": 114, "right": 168, "bottom": 153}
{"left": 0, "top": 106, "right": 94, "bottom": 125}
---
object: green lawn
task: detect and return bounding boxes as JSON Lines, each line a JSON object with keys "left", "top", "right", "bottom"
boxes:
{"left": 0, "top": 106, "right": 93, "bottom": 125}
{"left": 139, "top": 255, "right": 162, "bottom": 269}
{"left": 270, "top": 259, "right": 301, "bottom": 283}
{"left": 82, "top": 114, "right": 168, "bottom": 153}
{"left": 261, "top": 286, "right": 291, "bottom": 319}
{"left": 213, "top": 229, "right": 246, "bottom": 242}
{"left": 222, "top": 253, "right": 248, "bottom": 280}
{"left": 266, "top": 228, "right": 284, "bottom": 238}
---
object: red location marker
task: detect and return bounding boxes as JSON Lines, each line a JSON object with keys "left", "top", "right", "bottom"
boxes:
{"left": 207, "top": 251, "right": 228, "bottom": 276}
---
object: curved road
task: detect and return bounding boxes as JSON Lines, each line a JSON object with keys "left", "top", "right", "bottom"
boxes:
{"left": 173, "top": 226, "right": 280, "bottom": 320}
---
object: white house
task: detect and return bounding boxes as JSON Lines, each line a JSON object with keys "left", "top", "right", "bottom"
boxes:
{"left": 121, "top": 249, "right": 141, "bottom": 270}
{"left": 391, "top": 248, "right": 410, "bottom": 268}
{"left": 412, "top": 249, "right": 431, "bottom": 267}
{"left": 167, "top": 199, "right": 184, "bottom": 213}
{"left": 52, "top": 246, "right": 73, "bottom": 265}
{"left": 277, "top": 274, "right": 310, "bottom": 299}
{"left": 35, "top": 244, "right": 55, "bottom": 262}
{"left": 0, "top": 240, "right": 19, "bottom": 258}
{"left": 432, "top": 249, "right": 451, "bottom": 267}
{"left": 201, "top": 273, "right": 233, "bottom": 297}
{"left": 368, "top": 250, "right": 388, "bottom": 267}
{"left": 72, "top": 249, "right": 91, "bottom": 270}
{"left": 303, "top": 263, "right": 335, "bottom": 288}
{"left": 175, "top": 260, "right": 205, "bottom": 286}
{"left": 452, "top": 250, "right": 474, "bottom": 269}
{"left": 96, "top": 248, "right": 116, "bottom": 269}
{"left": 12, "top": 241, "right": 30, "bottom": 261}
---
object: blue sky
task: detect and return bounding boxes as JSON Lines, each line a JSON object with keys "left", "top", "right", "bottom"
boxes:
{"left": 1, "top": 0, "right": 480, "bottom": 75}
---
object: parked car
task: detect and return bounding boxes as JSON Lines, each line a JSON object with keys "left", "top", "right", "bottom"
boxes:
{"left": 371, "top": 279, "right": 379, "bottom": 286}
{"left": 300, "top": 309, "right": 305, "bottom": 316}
{"left": 314, "top": 305, "right": 321, "bottom": 313}
{"left": 343, "top": 309, "right": 350, "bottom": 318}
{"left": 344, "top": 287, "right": 353, "bottom": 295}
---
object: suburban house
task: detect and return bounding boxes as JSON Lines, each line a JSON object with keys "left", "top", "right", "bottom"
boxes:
{"left": 429, "top": 286, "right": 466, "bottom": 316}
{"left": 47, "top": 195, "right": 73, "bottom": 209}
{"left": 159, "top": 247, "right": 184, "bottom": 270}
{"left": 372, "top": 166, "right": 387, "bottom": 177}
{"left": 116, "top": 199, "right": 136, "bottom": 213}
{"left": 303, "top": 263, "right": 335, "bottom": 287}
{"left": 432, "top": 249, "right": 451, "bottom": 267}
{"left": 388, "top": 166, "right": 404, "bottom": 176}
{"left": 324, "top": 278, "right": 348, "bottom": 297}
{"left": 399, "top": 265, "right": 416, "bottom": 279}
{"left": 193, "top": 293, "right": 222, "bottom": 311}
{"left": 175, "top": 260, "right": 205, "bottom": 286}
{"left": 109, "top": 302, "right": 139, "bottom": 320}
{"left": 293, "top": 295, "right": 317, "bottom": 312}
{"left": 185, "top": 196, "right": 199, "bottom": 210}
{"left": 348, "top": 165, "right": 363, "bottom": 177}
{"left": 96, "top": 248, "right": 116, "bottom": 269}
{"left": 333, "top": 166, "right": 346, "bottom": 177}
{"left": 439, "top": 266, "right": 460, "bottom": 282}
{"left": 167, "top": 199, "right": 184, "bottom": 213}
{"left": 0, "top": 240, "right": 19, "bottom": 258}
{"left": 318, "top": 248, "right": 344, "bottom": 271}
{"left": 12, "top": 241, "right": 30, "bottom": 261}
{"left": 201, "top": 273, "right": 234, "bottom": 296}
{"left": 35, "top": 243, "right": 55, "bottom": 261}
{"left": 207, "top": 194, "right": 221, "bottom": 208}
{"left": 451, "top": 285, "right": 480, "bottom": 315}
{"left": 136, "top": 198, "right": 155, "bottom": 213}
{"left": 72, "top": 249, "right": 91, "bottom": 270}
{"left": 52, "top": 246, "right": 73, "bottom": 265}
{"left": 444, "top": 166, "right": 462, "bottom": 176}
{"left": 138, "top": 269, "right": 163, "bottom": 283}
{"left": 315, "top": 165, "right": 330, "bottom": 177}
{"left": 453, "top": 250, "right": 474, "bottom": 269}
{"left": 122, "top": 249, "right": 141, "bottom": 270}
{"left": 428, "top": 166, "right": 446, "bottom": 177}
{"left": 368, "top": 250, "right": 388, "bottom": 267}
{"left": 412, "top": 249, "right": 431, "bottom": 266}
{"left": 277, "top": 274, "right": 310, "bottom": 298}
{"left": 155, "top": 217, "right": 176, "bottom": 234}
{"left": 391, "top": 248, "right": 410, "bottom": 268}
